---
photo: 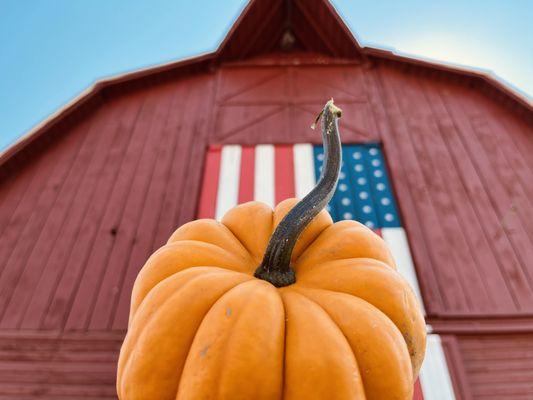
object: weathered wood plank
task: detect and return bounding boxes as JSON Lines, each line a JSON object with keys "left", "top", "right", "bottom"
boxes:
{"left": 361, "top": 67, "right": 445, "bottom": 315}
{"left": 387, "top": 68, "right": 492, "bottom": 312}
{"left": 467, "top": 94, "right": 533, "bottom": 241}
{"left": 0, "top": 122, "right": 89, "bottom": 273}
{"left": 440, "top": 86, "right": 533, "bottom": 308}
{"left": 64, "top": 84, "right": 172, "bottom": 331}
{"left": 154, "top": 74, "right": 216, "bottom": 232}
{"left": 173, "top": 76, "right": 215, "bottom": 228}
{"left": 19, "top": 96, "right": 138, "bottom": 330}
{"left": 411, "top": 72, "right": 517, "bottom": 312}
{"left": 1, "top": 103, "right": 124, "bottom": 329}
{"left": 423, "top": 79, "right": 531, "bottom": 312}
{"left": 376, "top": 65, "right": 468, "bottom": 312}
{"left": 497, "top": 110, "right": 533, "bottom": 173}
{"left": 0, "top": 120, "right": 90, "bottom": 321}
{"left": 458, "top": 334, "right": 533, "bottom": 399}
{"left": 0, "top": 166, "right": 40, "bottom": 239}
{"left": 41, "top": 93, "right": 145, "bottom": 330}
{"left": 112, "top": 76, "right": 215, "bottom": 330}
{"left": 89, "top": 84, "right": 176, "bottom": 330}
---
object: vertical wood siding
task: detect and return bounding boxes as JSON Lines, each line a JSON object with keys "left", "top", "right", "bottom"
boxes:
{"left": 368, "top": 65, "right": 533, "bottom": 317}
{"left": 0, "top": 75, "right": 212, "bottom": 332}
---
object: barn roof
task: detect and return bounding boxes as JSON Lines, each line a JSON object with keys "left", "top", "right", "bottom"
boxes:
{"left": 1, "top": 0, "right": 531, "bottom": 176}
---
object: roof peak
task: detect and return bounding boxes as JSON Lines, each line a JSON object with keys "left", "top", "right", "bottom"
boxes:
{"left": 217, "top": 0, "right": 364, "bottom": 62}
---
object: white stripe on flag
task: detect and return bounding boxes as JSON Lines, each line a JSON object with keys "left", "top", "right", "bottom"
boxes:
{"left": 254, "top": 144, "right": 275, "bottom": 208}
{"left": 215, "top": 145, "right": 241, "bottom": 220}
{"left": 381, "top": 227, "right": 425, "bottom": 314}
{"left": 381, "top": 229, "right": 457, "bottom": 399}
{"left": 293, "top": 143, "right": 316, "bottom": 199}
{"left": 420, "top": 334, "right": 456, "bottom": 400}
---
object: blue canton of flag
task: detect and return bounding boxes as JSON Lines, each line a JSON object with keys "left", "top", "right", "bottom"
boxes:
{"left": 313, "top": 143, "right": 401, "bottom": 228}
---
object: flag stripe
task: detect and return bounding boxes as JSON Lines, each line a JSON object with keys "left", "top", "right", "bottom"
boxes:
{"left": 239, "top": 146, "right": 255, "bottom": 204}
{"left": 275, "top": 145, "right": 295, "bottom": 204}
{"left": 293, "top": 143, "right": 315, "bottom": 199}
{"left": 254, "top": 144, "right": 275, "bottom": 207}
{"left": 380, "top": 228, "right": 454, "bottom": 399}
{"left": 197, "top": 145, "right": 221, "bottom": 219}
{"left": 381, "top": 227, "right": 425, "bottom": 313}
{"left": 215, "top": 145, "right": 241, "bottom": 220}
{"left": 419, "top": 335, "right": 456, "bottom": 400}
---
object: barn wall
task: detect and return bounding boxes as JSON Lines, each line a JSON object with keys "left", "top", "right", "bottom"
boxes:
{"left": 368, "top": 63, "right": 533, "bottom": 318}
{"left": 0, "top": 57, "right": 532, "bottom": 398}
{"left": 0, "top": 73, "right": 214, "bottom": 334}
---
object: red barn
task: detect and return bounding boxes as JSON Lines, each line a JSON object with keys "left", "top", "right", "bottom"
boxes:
{"left": 1, "top": 1, "right": 532, "bottom": 398}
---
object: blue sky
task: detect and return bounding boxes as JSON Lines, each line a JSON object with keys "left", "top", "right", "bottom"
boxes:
{"left": 1, "top": 0, "right": 531, "bottom": 150}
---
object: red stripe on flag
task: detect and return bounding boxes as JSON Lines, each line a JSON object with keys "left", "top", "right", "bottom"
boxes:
{"left": 373, "top": 228, "right": 382, "bottom": 237}
{"left": 239, "top": 146, "right": 255, "bottom": 204}
{"left": 275, "top": 145, "right": 295, "bottom": 205}
{"left": 413, "top": 378, "right": 424, "bottom": 400}
{"left": 197, "top": 146, "right": 221, "bottom": 219}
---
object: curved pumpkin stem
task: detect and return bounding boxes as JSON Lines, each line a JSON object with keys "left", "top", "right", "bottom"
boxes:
{"left": 254, "top": 99, "right": 342, "bottom": 287}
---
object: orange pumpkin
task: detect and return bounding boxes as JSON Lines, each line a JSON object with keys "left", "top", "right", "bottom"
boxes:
{"left": 117, "top": 100, "right": 426, "bottom": 400}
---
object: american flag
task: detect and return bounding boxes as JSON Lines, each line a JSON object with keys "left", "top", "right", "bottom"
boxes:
{"left": 198, "top": 143, "right": 456, "bottom": 400}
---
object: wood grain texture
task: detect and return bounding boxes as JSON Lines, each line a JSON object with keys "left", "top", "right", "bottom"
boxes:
{"left": 372, "top": 64, "right": 533, "bottom": 317}
{"left": 0, "top": 331, "right": 122, "bottom": 399}
{"left": 361, "top": 66, "right": 445, "bottom": 315}
{"left": 41, "top": 93, "right": 145, "bottom": 331}
{"left": 457, "top": 334, "right": 533, "bottom": 399}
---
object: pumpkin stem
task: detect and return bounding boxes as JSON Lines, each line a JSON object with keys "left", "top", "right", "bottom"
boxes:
{"left": 254, "top": 99, "right": 342, "bottom": 287}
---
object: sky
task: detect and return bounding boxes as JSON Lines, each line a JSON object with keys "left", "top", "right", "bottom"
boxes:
{"left": 1, "top": 0, "right": 531, "bottom": 151}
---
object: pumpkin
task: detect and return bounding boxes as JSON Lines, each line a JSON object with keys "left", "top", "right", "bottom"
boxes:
{"left": 117, "top": 100, "right": 426, "bottom": 400}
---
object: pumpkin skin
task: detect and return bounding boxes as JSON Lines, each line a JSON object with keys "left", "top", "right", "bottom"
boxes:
{"left": 117, "top": 198, "right": 426, "bottom": 400}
